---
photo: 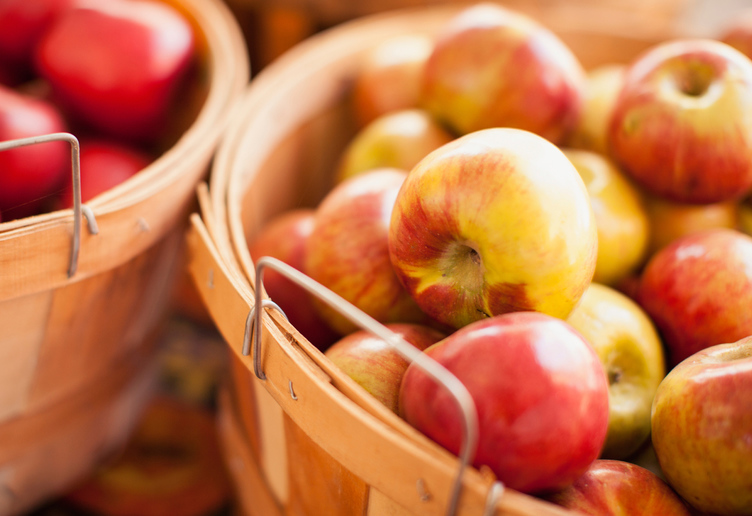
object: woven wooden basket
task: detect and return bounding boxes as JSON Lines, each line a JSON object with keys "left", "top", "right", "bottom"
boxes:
{"left": 0, "top": 0, "right": 249, "bottom": 513}
{"left": 187, "top": 3, "right": 709, "bottom": 515}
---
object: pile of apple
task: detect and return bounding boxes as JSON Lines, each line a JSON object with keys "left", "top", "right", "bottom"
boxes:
{"left": 0, "top": 0, "right": 197, "bottom": 222}
{"left": 250, "top": 3, "right": 752, "bottom": 514}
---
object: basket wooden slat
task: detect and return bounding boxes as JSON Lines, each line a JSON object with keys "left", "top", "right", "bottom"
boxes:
{"left": 189, "top": 3, "right": 706, "bottom": 515}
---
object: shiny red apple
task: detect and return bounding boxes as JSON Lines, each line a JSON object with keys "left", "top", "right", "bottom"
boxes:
{"left": 399, "top": 311, "right": 609, "bottom": 494}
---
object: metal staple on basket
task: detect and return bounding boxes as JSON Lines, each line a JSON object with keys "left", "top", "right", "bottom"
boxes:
{"left": 0, "top": 132, "right": 99, "bottom": 277}
{"left": 244, "top": 255, "right": 487, "bottom": 516}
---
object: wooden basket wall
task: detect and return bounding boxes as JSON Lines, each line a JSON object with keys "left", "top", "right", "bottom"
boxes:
{"left": 0, "top": 0, "right": 249, "bottom": 513}
{"left": 188, "top": 3, "right": 708, "bottom": 515}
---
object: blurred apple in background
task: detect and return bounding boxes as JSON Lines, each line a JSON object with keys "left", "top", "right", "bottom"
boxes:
{"left": 351, "top": 34, "right": 434, "bottom": 128}
{"left": 0, "top": 84, "right": 68, "bottom": 220}
{"left": 563, "top": 148, "right": 650, "bottom": 286}
{"left": 566, "top": 64, "right": 626, "bottom": 156}
{"left": 643, "top": 194, "right": 739, "bottom": 256}
{"left": 545, "top": 460, "right": 691, "bottom": 515}
{"left": 717, "top": 8, "right": 752, "bottom": 59}
{"left": 399, "top": 311, "right": 609, "bottom": 494}
{"left": 57, "top": 139, "right": 153, "bottom": 209}
{"left": 388, "top": 128, "right": 597, "bottom": 330}
{"left": 34, "top": 0, "right": 196, "bottom": 143}
{"left": 651, "top": 337, "right": 752, "bottom": 515}
{"left": 609, "top": 38, "right": 752, "bottom": 204}
{"left": 420, "top": 2, "right": 585, "bottom": 144}
{"left": 0, "top": 0, "right": 76, "bottom": 86}
{"left": 566, "top": 283, "right": 665, "bottom": 459}
{"left": 335, "top": 108, "right": 453, "bottom": 184}
{"left": 249, "top": 208, "right": 340, "bottom": 351}
{"left": 324, "top": 323, "right": 445, "bottom": 413}
{"left": 638, "top": 228, "right": 752, "bottom": 367}
{"left": 305, "top": 168, "right": 428, "bottom": 336}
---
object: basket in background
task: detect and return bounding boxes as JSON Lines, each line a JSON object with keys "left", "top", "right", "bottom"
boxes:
{"left": 0, "top": 0, "right": 249, "bottom": 513}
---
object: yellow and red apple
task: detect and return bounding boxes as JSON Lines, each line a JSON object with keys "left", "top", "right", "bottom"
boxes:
{"left": 388, "top": 127, "right": 597, "bottom": 330}
{"left": 651, "top": 337, "right": 752, "bottom": 515}
{"left": 420, "top": 2, "right": 585, "bottom": 144}
{"left": 609, "top": 38, "right": 752, "bottom": 204}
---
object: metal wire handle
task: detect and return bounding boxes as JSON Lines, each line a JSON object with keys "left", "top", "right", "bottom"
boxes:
{"left": 0, "top": 132, "right": 99, "bottom": 277}
{"left": 244, "top": 255, "right": 482, "bottom": 516}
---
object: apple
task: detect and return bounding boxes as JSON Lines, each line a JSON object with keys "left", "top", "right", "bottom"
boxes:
{"left": 0, "top": 84, "right": 69, "bottom": 220}
{"left": 566, "top": 282, "right": 665, "bottom": 460}
{"left": 56, "top": 139, "right": 153, "bottom": 209}
{"left": 545, "top": 459, "right": 691, "bottom": 515}
{"left": 388, "top": 127, "right": 597, "bottom": 330}
{"left": 643, "top": 194, "right": 739, "bottom": 256}
{"left": 0, "top": 0, "right": 76, "bottom": 85}
{"left": 335, "top": 108, "right": 454, "bottom": 184}
{"left": 324, "top": 323, "right": 445, "bottom": 413}
{"left": 352, "top": 34, "right": 434, "bottom": 128}
{"left": 305, "top": 168, "right": 429, "bottom": 336}
{"left": 399, "top": 311, "right": 609, "bottom": 494}
{"left": 651, "top": 337, "right": 752, "bottom": 515}
{"left": 609, "top": 38, "right": 752, "bottom": 204}
{"left": 420, "top": 2, "right": 586, "bottom": 144}
{"left": 562, "top": 148, "right": 650, "bottom": 287}
{"left": 34, "top": 0, "right": 195, "bottom": 142}
{"left": 249, "top": 208, "right": 340, "bottom": 351}
{"left": 566, "top": 63, "right": 626, "bottom": 156}
{"left": 717, "top": 8, "right": 752, "bottom": 59}
{"left": 638, "top": 228, "right": 752, "bottom": 367}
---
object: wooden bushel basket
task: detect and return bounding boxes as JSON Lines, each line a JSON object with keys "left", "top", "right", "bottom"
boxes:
{"left": 0, "top": 0, "right": 249, "bottom": 513}
{"left": 187, "top": 3, "right": 719, "bottom": 515}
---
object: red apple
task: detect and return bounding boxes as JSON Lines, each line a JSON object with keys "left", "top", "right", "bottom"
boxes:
{"left": 717, "top": 8, "right": 752, "bottom": 59}
{"left": 638, "top": 228, "right": 752, "bottom": 367}
{"left": 249, "top": 208, "right": 340, "bottom": 351}
{"left": 324, "top": 323, "right": 445, "bottom": 413}
{"left": 651, "top": 337, "right": 752, "bottom": 515}
{"left": 421, "top": 2, "right": 585, "bottom": 144}
{"left": 0, "top": 84, "right": 68, "bottom": 219}
{"left": 388, "top": 127, "right": 597, "bottom": 330}
{"left": 399, "top": 311, "right": 609, "bottom": 494}
{"left": 352, "top": 34, "right": 434, "bottom": 128}
{"left": 34, "top": 0, "right": 195, "bottom": 142}
{"left": 305, "top": 168, "right": 430, "bottom": 336}
{"left": 0, "top": 0, "right": 76, "bottom": 85}
{"left": 609, "top": 38, "right": 752, "bottom": 204}
{"left": 545, "top": 460, "right": 691, "bottom": 515}
{"left": 57, "top": 139, "right": 152, "bottom": 208}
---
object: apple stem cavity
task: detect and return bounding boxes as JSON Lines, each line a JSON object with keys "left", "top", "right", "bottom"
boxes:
{"left": 608, "top": 367, "right": 623, "bottom": 386}
{"left": 676, "top": 62, "right": 714, "bottom": 97}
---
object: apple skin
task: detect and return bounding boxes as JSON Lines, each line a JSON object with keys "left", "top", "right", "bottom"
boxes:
{"left": 399, "top": 311, "right": 609, "bottom": 494}
{"left": 651, "top": 337, "right": 752, "bottom": 515}
{"left": 545, "top": 460, "right": 691, "bottom": 515}
{"left": 420, "top": 2, "right": 585, "bottom": 144}
{"left": 566, "top": 283, "right": 665, "bottom": 460}
{"left": 335, "top": 108, "right": 454, "bottom": 184}
{"left": 324, "top": 323, "right": 445, "bottom": 413}
{"left": 643, "top": 194, "right": 739, "bottom": 257}
{"left": 637, "top": 228, "right": 752, "bottom": 367}
{"left": 57, "top": 139, "right": 152, "bottom": 208}
{"left": 249, "top": 208, "right": 340, "bottom": 351}
{"left": 34, "top": 0, "right": 195, "bottom": 142}
{"left": 566, "top": 64, "right": 626, "bottom": 156}
{"left": 562, "top": 148, "right": 650, "bottom": 287}
{"left": 609, "top": 38, "right": 752, "bottom": 204}
{"left": 0, "top": 84, "right": 68, "bottom": 219}
{"left": 305, "top": 168, "right": 429, "bottom": 336}
{"left": 352, "top": 34, "right": 434, "bottom": 128}
{"left": 388, "top": 127, "right": 597, "bottom": 330}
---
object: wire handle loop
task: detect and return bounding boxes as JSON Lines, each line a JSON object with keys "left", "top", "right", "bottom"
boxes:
{"left": 246, "top": 255, "right": 481, "bottom": 516}
{"left": 0, "top": 132, "right": 98, "bottom": 277}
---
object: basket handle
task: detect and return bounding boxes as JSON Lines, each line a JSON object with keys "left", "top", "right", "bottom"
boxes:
{"left": 0, "top": 132, "right": 99, "bottom": 277}
{"left": 245, "top": 255, "right": 495, "bottom": 516}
